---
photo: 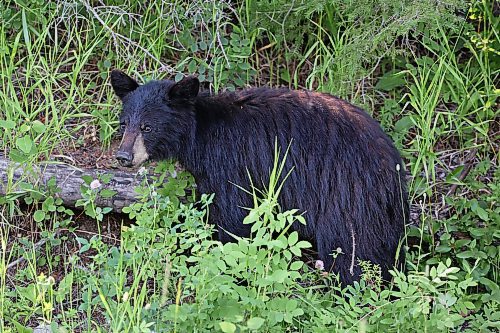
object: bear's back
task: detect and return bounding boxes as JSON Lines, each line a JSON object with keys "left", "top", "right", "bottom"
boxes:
{"left": 194, "top": 87, "right": 398, "bottom": 163}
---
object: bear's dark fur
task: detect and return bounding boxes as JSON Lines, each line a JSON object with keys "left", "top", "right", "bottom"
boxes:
{"left": 111, "top": 70, "right": 408, "bottom": 285}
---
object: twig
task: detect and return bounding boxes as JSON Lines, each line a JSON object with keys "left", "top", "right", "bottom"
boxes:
{"left": 447, "top": 148, "right": 478, "bottom": 196}
{"left": 80, "top": 0, "right": 172, "bottom": 70}
{"left": 6, "top": 231, "right": 61, "bottom": 270}
{"left": 349, "top": 219, "right": 356, "bottom": 276}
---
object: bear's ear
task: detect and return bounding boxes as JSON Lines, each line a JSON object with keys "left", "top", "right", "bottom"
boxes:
{"left": 168, "top": 75, "right": 199, "bottom": 101}
{"left": 110, "top": 70, "right": 139, "bottom": 100}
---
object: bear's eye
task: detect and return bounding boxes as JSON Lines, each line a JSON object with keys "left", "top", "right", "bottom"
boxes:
{"left": 142, "top": 125, "right": 152, "bottom": 133}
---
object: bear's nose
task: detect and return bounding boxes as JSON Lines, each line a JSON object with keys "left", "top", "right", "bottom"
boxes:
{"left": 116, "top": 151, "right": 133, "bottom": 166}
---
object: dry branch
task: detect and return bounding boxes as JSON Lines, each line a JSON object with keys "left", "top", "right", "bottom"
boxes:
{"left": 447, "top": 148, "right": 478, "bottom": 196}
{"left": 0, "top": 155, "right": 147, "bottom": 212}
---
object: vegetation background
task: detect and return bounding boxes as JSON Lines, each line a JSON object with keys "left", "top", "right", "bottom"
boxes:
{"left": 0, "top": 0, "right": 498, "bottom": 332}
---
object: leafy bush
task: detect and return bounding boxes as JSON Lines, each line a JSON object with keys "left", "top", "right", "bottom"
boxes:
{"left": 244, "top": 0, "right": 466, "bottom": 98}
{"left": 0, "top": 0, "right": 498, "bottom": 332}
{"left": 4, "top": 155, "right": 491, "bottom": 332}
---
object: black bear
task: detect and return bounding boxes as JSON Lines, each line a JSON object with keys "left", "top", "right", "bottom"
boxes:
{"left": 110, "top": 70, "right": 408, "bottom": 285}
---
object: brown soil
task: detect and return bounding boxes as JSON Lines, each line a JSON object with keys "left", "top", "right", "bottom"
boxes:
{"left": 58, "top": 137, "right": 122, "bottom": 170}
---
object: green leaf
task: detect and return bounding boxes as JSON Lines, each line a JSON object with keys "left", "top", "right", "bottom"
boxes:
{"left": 290, "top": 261, "right": 303, "bottom": 270}
{"left": 0, "top": 119, "right": 16, "bottom": 129}
{"left": 463, "top": 301, "right": 475, "bottom": 310}
{"left": 286, "top": 299, "right": 298, "bottom": 311}
{"left": 102, "top": 207, "right": 112, "bottom": 214}
{"left": 270, "top": 270, "right": 288, "bottom": 283}
{"left": 81, "top": 175, "right": 93, "bottom": 185}
{"left": 280, "top": 69, "right": 291, "bottom": 83}
{"left": 16, "top": 135, "right": 33, "bottom": 154}
{"left": 100, "top": 189, "right": 117, "bottom": 198}
{"left": 100, "top": 173, "right": 113, "bottom": 184}
{"left": 238, "top": 62, "right": 251, "bottom": 70}
{"left": 295, "top": 241, "right": 312, "bottom": 249}
{"left": 9, "top": 149, "right": 27, "bottom": 163}
{"left": 295, "top": 215, "right": 306, "bottom": 225}
{"left": 175, "top": 73, "right": 184, "bottom": 82}
{"left": 290, "top": 246, "right": 302, "bottom": 256}
{"left": 247, "top": 317, "right": 265, "bottom": 330}
{"left": 288, "top": 231, "right": 298, "bottom": 246}
{"left": 472, "top": 205, "right": 489, "bottom": 221}
{"left": 43, "top": 197, "right": 56, "bottom": 212}
{"left": 375, "top": 72, "right": 406, "bottom": 91}
{"left": 224, "top": 255, "right": 238, "bottom": 267}
{"left": 243, "top": 210, "right": 259, "bottom": 225}
{"left": 19, "top": 123, "right": 30, "bottom": 133}
{"left": 394, "top": 115, "right": 415, "bottom": 132}
{"left": 33, "top": 210, "right": 46, "bottom": 222}
{"left": 219, "top": 322, "right": 236, "bottom": 333}
{"left": 188, "top": 59, "right": 197, "bottom": 74}
{"left": 76, "top": 237, "right": 89, "bottom": 246}
{"left": 456, "top": 251, "right": 474, "bottom": 258}
{"left": 31, "top": 120, "right": 46, "bottom": 134}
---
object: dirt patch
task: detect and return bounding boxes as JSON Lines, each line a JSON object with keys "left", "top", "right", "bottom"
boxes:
{"left": 55, "top": 138, "right": 122, "bottom": 170}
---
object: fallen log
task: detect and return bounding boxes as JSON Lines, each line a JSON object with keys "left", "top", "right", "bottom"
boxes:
{"left": 0, "top": 155, "right": 148, "bottom": 212}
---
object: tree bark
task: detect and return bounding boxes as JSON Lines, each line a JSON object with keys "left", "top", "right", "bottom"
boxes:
{"left": 0, "top": 156, "right": 147, "bottom": 212}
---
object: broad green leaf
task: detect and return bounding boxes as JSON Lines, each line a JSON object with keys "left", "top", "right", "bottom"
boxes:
{"left": 81, "top": 175, "right": 93, "bottom": 185}
{"left": 456, "top": 251, "right": 474, "bottom": 258}
{"left": 32, "top": 120, "right": 46, "bottom": 133}
{"left": 43, "top": 197, "right": 56, "bottom": 212}
{"left": 295, "top": 241, "right": 312, "bottom": 249}
{"left": 271, "top": 270, "right": 288, "bottom": 283}
{"left": 102, "top": 207, "right": 112, "bottom": 214}
{"left": 33, "top": 210, "right": 46, "bottom": 222}
{"left": 290, "top": 261, "right": 303, "bottom": 270}
{"left": 0, "top": 119, "right": 16, "bottom": 129}
{"left": 9, "top": 149, "right": 27, "bottom": 163}
{"left": 219, "top": 322, "right": 236, "bottom": 333}
{"left": 288, "top": 231, "right": 298, "bottom": 246}
{"left": 247, "top": 317, "right": 265, "bottom": 330}
{"left": 473, "top": 206, "right": 489, "bottom": 221}
{"left": 394, "top": 116, "right": 414, "bottom": 132}
{"left": 100, "top": 189, "right": 117, "bottom": 198}
{"left": 16, "top": 135, "right": 33, "bottom": 154}
{"left": 375, "top": 72, "right": 406, "bottom": 91}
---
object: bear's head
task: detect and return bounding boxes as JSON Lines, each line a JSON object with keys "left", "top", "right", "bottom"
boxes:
{"left": 110, "top": 70, "right": 199, "bottom": 167}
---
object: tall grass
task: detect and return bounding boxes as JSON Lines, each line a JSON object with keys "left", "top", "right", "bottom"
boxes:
{"left": 0, "top": 0, "right": 498, "bottom": 331}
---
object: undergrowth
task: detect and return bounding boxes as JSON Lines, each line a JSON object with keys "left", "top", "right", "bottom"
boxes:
{"left": 0, "top": 0, "right": 498, "bottom": 332}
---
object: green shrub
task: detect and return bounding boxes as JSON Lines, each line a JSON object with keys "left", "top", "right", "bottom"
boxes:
{"left": 1, "top": 1, "right": 498, "bottom": 332}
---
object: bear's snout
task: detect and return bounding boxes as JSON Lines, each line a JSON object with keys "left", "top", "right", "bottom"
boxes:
{"left": 116, "top": 150, "right": 133, "bottom": 167}
{"left": 116, "top": 130, "right": 149, "bottom": 167}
